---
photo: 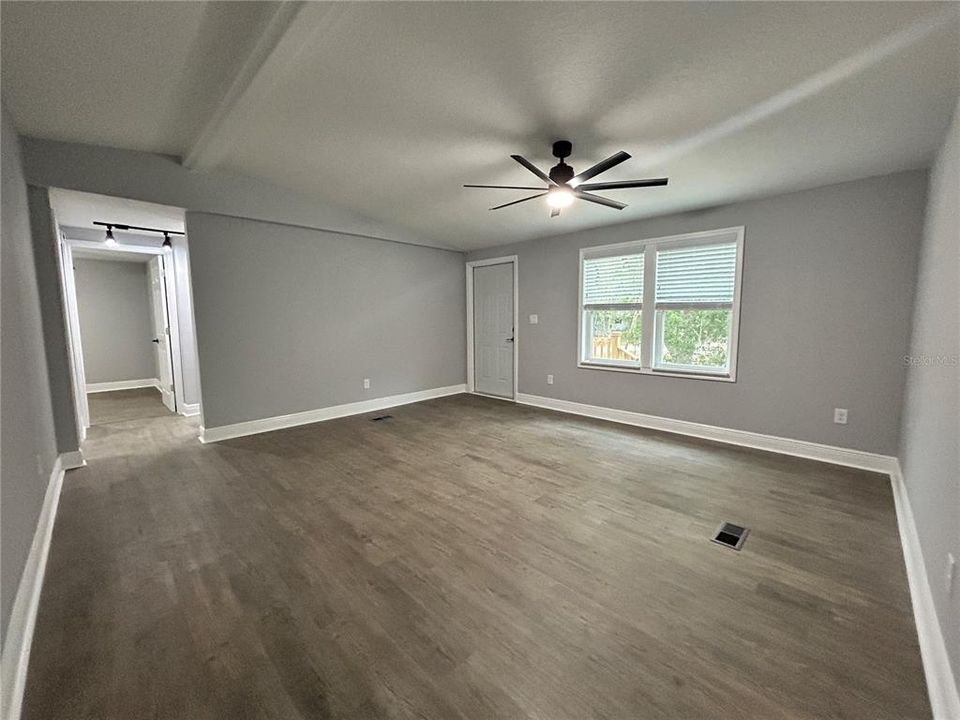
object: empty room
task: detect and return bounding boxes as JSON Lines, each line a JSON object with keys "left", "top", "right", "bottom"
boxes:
{"left": 1, "top": 2, "right": 957, "bottom": 719}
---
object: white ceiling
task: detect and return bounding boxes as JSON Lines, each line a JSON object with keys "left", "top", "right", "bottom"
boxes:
{"left": 1, "top": 1, "right": 278, "bottom": 155}
{"left": 3, "top": 2, "right": 959, "bottom": 251}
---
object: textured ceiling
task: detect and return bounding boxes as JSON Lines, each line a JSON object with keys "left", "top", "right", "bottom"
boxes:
{"left": 0, "top": 1, "right": 277, "bottom": 154}
{"left": 3, "top": 2, "right": 958, "bottom": 250}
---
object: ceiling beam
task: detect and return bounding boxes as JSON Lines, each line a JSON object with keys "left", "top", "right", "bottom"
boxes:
{"left": 182, "top": 1, "right": 348, "bottom": 171}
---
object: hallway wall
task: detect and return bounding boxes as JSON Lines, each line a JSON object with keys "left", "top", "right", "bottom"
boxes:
{"left": 0, "top": 105, "right": 59, "bottom": 647}
{"left": 899, "top": 95, "right": 960, "bottom": 696}
{"left": 74, "top": 258, "right": 157, "bottom": 385}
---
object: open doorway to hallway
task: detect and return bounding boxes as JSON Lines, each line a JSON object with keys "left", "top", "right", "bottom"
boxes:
{"left": 49, "top": 189, "right": 201, "bottom": 439}
{"left": 73, "top": 252, "right": 174, "bottom": 426}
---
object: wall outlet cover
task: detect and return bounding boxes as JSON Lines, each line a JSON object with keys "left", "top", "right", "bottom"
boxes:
{"left": 529, "top": 314, "right": 539, "bottom": 324}
{"left": 363, "top": 378, "right": 371, "bottom": 389}
{"left": 833, "top": 408, "right": 848, "bottom": 424}
{"left": 547, "top": 374, "right": 554, "bottom": 385}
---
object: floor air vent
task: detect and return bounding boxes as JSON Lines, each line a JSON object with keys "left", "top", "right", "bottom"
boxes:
{"left": 711, "top": 522, "right": 749, "bottom": 551}
{"left": 370, "top": 414, "right": 393, "bottom": 422}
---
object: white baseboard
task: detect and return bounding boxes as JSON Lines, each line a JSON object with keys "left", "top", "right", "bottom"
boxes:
{"left": 890, "top": 463, "right": 960, "bottom": 720}
{"left": 59, "top": 449, "right": 86, "bottom": 470}
{"left": 180, "top": 403, "right": 201, "bottom": 417}
{"left": 85, "top": 378, "right": 158, "bottom": 393}
{"left": 516, "top": 393, "right": 897, "bottom": 474}
{"left": 200, "top": 384, "right": 467, "bottom": 443}
{"left": 0, "top": 452, "right": 78, "bottom": 720}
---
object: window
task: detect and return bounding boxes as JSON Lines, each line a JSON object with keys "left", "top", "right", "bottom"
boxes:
{"left": 579, "top": 227, "right": 743, "bottom": 381}
{"left": 582, "top": 253, "right": 643, "bottom": 364}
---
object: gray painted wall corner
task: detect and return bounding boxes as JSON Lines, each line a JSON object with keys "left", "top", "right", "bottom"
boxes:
{"left": 899, "top": 97, "right": 960, "bottom": 693}
{"left": 27, "top": 185, "right": 80, "bottom": 453}
{"left": 467, "top": 170, "right": 929, "bottom": 456}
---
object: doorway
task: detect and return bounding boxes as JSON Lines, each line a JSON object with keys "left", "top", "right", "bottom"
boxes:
{"left": 67, "top": 248, "right": 178, "bottom": 428}
{"left": 51, "top": 189, "right": 201, "bottom": 439}
{"left": 466, "top": 256, "right": 518, "bottom": 399}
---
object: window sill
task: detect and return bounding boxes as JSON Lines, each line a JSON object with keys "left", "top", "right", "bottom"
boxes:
{"left": 577, "top": 361, "right": 736, "bottom": 383}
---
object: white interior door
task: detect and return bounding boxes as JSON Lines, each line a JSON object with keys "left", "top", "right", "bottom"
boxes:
{"left": 148, "top": 256, "right": 176, "bottom": 412}
{"left": 473, "top": 262, "right": 514, "bottom": 398}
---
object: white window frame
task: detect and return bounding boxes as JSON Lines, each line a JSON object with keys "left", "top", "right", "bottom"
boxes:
{"left": 577, "top": 226, "right": 744, "bottom": 382}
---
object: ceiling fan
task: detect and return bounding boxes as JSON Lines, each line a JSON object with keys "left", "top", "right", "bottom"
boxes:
{"left": 464, "top": 140, "right": 668, "bottom": 218}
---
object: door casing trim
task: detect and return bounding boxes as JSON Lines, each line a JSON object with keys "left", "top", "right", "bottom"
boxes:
{"left": 465, "top": 256, "right": 519, "bottom": 400}
{"left": 58, "top": 237, "right": 187, "bottom": 429}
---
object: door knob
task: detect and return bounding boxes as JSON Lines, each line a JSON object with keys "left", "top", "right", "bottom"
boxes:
{"left": 152, "top": 338, "right": 160, "bottom": 343}
{"left": 506, "top": 337, "right": 514, "bottom": 343}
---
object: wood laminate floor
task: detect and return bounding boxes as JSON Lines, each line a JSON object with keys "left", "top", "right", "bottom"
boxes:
{"left": 24, "top": 394, "right": 929, "bottom": 719}
{"left": 88, "top": 387, "right": 174, "bottom": 426}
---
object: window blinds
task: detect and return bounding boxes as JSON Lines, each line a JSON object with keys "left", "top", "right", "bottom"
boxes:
{"left": 582, "top": 253, "right": 643, "bottom": 307}
{"left": 655, "top": 242, "right": 737, "bottom": 307}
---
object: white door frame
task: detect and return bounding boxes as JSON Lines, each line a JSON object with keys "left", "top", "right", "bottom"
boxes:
{"left": 465, "top": 255, "right": 518, "bottom": 400}
{"left": 57, "top": 240, "right": 89, "bottom": 439}
{"left": 147, "top": 255, "right": 177, "bottom": 412}
{"left": 57, "top": 237, "right": 187, "bottom": 431}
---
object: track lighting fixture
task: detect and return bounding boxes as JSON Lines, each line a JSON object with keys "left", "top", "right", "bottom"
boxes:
{"left": 93, "top": 221, "right": 184, "bottom": 249}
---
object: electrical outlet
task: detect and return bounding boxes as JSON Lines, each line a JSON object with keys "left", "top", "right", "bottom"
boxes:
{"left": 546, "top": 374, "right": 554, "bottom": 385}
{"left": 363, "top": 378, "right": 371, "bottom": 390}
{"left": 948, "top": 553, "right": 956, "bottom": 595}
{"left": 833, "top": 408, "right": 848, "bottom": 425}
{"left": 529, "top": 314, "right": 538, "bottom": 324}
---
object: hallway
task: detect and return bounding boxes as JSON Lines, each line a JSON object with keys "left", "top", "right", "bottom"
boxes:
{"left": 88, "top": 388, "right": 174, "bottom": 426}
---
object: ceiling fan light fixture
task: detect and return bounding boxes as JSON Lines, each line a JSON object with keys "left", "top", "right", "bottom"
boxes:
{"left": 465, "top": 141, "right": 668, "bottom": 216}
{"left": 546, "top": 187, "right": 574, "bottom": 208}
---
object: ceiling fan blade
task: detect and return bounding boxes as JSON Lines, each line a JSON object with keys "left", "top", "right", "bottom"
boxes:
{"left": 577, "top": 178, "right": 668, "bottom": 191}
{"left": 510, "top": 155, "right": 556, "bottom": 186}
{"left": 489, "top": 193, "right": 547, "bottom": 211}
{"left": 464, "top": 184, "right": 546, "bottom": 190}
{"left": 571, "top": 151, "right": 631, "bottom": 185}
{"left": 550, "top": 207, "right": 561, "bottom": 218}
{"left": 576, "top": 191, "right": 626, "bottom": 211}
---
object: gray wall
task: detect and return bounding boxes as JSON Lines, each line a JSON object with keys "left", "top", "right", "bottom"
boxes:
{"left": 186, "top": 212, "right": 466, "bottom": 429}
{"left": 468, "top": 170, "right": 927, "bottom": 456}
{"left": 0, "top": 105, "right": 58, "bottom": 646}
{"left": 900, "top": 98, "right": 960, "bottom": 689}
{"left": 21, "top": 137, "right": 436, "bottom": 249}
{"left": 28, "top": 186, "right": 80, "bottom": 453}
{"left": 74, "top": 258, "right": 157, "bottom": 385}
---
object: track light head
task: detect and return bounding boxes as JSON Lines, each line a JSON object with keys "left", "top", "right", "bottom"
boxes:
{"left": 162, "top": 232, "right": 172, "bottom": 249}
{"left": 104, "top": 226, "right": 117, "bottom": 247}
